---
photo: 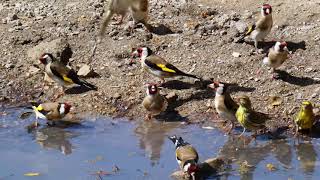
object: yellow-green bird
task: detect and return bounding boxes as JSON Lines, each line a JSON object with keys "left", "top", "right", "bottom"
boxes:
{"left": 235, "top": 95, "right": 268, "bottom": 136}
{"left": 169, "top": 135, "right": 199, "bottom": 180}
{"left": 295, "top": 101, "right": 315, "bottom": 134}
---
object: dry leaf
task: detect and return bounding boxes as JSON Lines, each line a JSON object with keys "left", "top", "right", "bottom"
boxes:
{"left": 266, "top": 163, "right": 277, "bottom": 171}
{"left": 24, "top": 172, "right": 40, "bottom": 176}
{"left": 269, "top": 96, "right": 283, "bottom": 108}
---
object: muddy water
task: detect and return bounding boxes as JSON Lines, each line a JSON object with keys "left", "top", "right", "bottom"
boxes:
{"left": 0, "top": 109, "right": 320, "bottom": 180}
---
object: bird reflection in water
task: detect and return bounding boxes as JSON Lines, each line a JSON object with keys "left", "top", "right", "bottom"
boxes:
{"left": 218, "top": 137, "right": 296, "bottom": 180}
{"left": 134, "top": 120, "right": 180, "bottom": 165}
{"left": 35, "top": 127, "right": 78, "bottom": 155}
{"left": 295, "top": 142, "right": 317, "bottom": 176}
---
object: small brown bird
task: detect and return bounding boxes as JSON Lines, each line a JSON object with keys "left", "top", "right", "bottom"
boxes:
{"left": 39, "top": 53, "right": 97, "bottom": 95}
{"left": 142, "top": 83, "right": 167, "bottom": 120}
{"left": 263, "top": 41, "right": 289, "bottom": 78}
{"left": 132, "top": 47, "right": 201, "bottom": 84}
{"left": 209, "top": 82, "right": 238, "bottom": 134}
{"left": 31, "top": 102, "right": 71, "bottom": 126}
{"left": 169, "top": 135, "right": 199, "bottom": 180}
{"left": 99, "top": 0, "right": 151, "bottom": 39}
{"left": 245, "top": 4, "right": 273, "bottom": 49}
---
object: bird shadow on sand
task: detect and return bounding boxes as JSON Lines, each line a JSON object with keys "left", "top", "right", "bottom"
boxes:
{"left": 276, "top": 70, "right": 320, "bottom": 86}
{"left": 65, "top": 86, "right": 96, "bottom": 95}
{"left": 246, "top": 40, "right": 306, "bottom": 53}
{"left": 149, "top": 24, "right": 177, "bottom": 35}
{"left": 166, "top": 81, "right": 256, "bottom": 110}
{"left": 155, "top": 110, "right": 188, "bottom": 122}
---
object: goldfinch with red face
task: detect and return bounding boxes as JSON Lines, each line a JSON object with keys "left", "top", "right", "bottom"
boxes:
{"left": 263, "top": 41, "right": 289, "bottom": 78}
{"left": 209, "top": 82, "right": 238, "bottom": 134}
{"left": 31, "top": 102, "right": 71, "bottom": 126}
{"left": 39, "top": 53, "right": 97, "bottom": 92}
{"left": 142, "top": 83, "right": 167, "bottom": 120}
{"left": 169, "top": 135, "right": 199, "bottom": 180}
{"left": 131, "top": 47, "right": 201, "bottom": 84}
{"left": 245, "top": 4, "right": 273, "bottom": 49}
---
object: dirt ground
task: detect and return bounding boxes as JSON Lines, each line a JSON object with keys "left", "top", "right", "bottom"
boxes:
{"left": 1, "top": 0, "right": 320, "bottom": 134}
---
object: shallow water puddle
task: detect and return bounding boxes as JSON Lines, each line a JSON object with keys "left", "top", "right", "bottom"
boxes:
{"left": 1, "top": 109, "right": 320, "bottom": 180}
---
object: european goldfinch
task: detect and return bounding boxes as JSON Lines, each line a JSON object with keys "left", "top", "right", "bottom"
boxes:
{"left": 209, "top": 82, "right": 238, "bottom": 134}
{"left": 295, "top": 101, "right": 315, "bottom": 135}
{"left": 31, "top": 102, "right": 71, "bottom": 126}
{"left": 142, "top": 83, "right": 167, "bottom": 120}
{"left": 169, "top": 135, "right": 199, "bottom": 180}
{"left": 131, "top": 47, "right": 201, "bottom": 84}
{"left": 235, "top": 95, "right": 268, "bottom": 136}
{"left": 245, "top": 4, "right": 273, "bottom": 49}
{"left": 39, "top": 53, "right": 97, "bottom": 93}
{"left": 263, "top": 41, "right": 289, "bottom": 78}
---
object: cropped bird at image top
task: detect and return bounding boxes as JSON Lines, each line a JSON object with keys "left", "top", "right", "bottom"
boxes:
{"left": 98, "top": 0, "right": 152, "bottom": 40}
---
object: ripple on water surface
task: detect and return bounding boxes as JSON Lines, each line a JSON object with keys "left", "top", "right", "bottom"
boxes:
{"left": 0, "top": 108, "right": 320, "bottom": 180}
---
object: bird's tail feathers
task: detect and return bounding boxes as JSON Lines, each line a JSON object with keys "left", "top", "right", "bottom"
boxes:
{"left": 79, "top": 79, "right": 98, "bottom": 90}
{"left": 180, "top": 72, "right": 202, "bottom": 80}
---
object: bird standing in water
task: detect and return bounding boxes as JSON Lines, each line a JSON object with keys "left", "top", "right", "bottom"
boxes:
{"left": 169, "top": 135, "right": 199, "bottom": 180}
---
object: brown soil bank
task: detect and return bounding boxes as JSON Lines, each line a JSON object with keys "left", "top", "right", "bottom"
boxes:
{"left": 1, "top": 0, "right": 320, "bottom": 135}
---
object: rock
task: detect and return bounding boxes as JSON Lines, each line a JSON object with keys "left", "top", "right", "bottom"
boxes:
{"left": 77, "top": 64, "right": 97, "bottom": 78}
{"left": 113, "top": 93, "right": 121, "bottom": 99}
{"left": 166, "top": 92, "right": 178, "bottom": 102}
{"left": 28, "top": 66, "right": 40, "bottom": 74}
{"left": 5, "top": 63, "right": 15, "bottom": 69}
{"left": 234, "top": 21, "right": 247, "bottom": 33}
{"left": 7, "top": 13, "right": 18, "bottom": 21}
{"left": 171, "top": 158, "right": 226, "bottom": 180}
{"left": 27, "top": 38, "right": 73, "bottom": 65}
{"left": 232, "top": 52, "right": 241, "bottom": 57}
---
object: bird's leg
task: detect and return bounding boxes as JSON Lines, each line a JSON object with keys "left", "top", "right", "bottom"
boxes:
{"left": 272, "top": 68, "right": 280, "bottom": 79}
{"left": 145, "top": 114, "right": 152, "bottom": 121}
{"left": 157, "top": 78, "right": 165, "bottom": 86}
{"left": 191, "top": 173, "right": 196, "bottom": 180}
{"left": 239, "top": 128, "right": 246, "bottom": 137}
{"left": 227, "top": 121, "right": 234, "bottom": 135}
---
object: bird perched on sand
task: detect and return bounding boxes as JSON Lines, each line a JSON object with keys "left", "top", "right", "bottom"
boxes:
{"left": 169, "top": 135, "right": 199, "bottom": 180}
{"left": 235, "top": 95, "right": 268, "bottom": 136}
{"left": 295, "top": 101, "right": 315, "bottom": 135}
{"left": 31, "top": 102, "right": 71, "bottom": 126}
{"left": 263, "top": 41, "right": 289, "bottom": 78}
{"left": 131, "top": 47, "right": 201, "bottom": 84}
{"left": 209, "top": 82, "right": 238, "bottom": 134}
{"left": 142, "top": 83, "right": 167, "bottom": 120}
{"left": 39, "top": 53, "right": 97, "bottom": 96}
{"left": 245, "top": 4, "right": 273, "bottom": 50}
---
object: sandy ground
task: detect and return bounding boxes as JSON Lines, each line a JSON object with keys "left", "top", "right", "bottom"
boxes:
{"left": 1, "top": 0, "right": 320, "bottom": 134}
